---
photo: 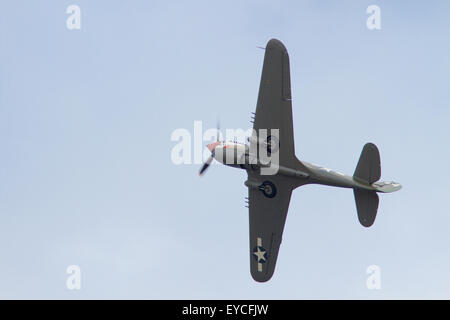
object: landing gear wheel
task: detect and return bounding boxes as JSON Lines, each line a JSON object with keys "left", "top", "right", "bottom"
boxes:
{"left": 260, "top": 181, "right": 277, "bottom": 198}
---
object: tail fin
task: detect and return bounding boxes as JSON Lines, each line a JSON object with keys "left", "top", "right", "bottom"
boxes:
{"left": 353, "top": 143, "right": 381, "bottom": 227}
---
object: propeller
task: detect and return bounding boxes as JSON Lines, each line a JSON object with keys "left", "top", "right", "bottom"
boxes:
{"left": 198, "top": 150, "right": 215, "bottom": 176}
{"left": 198, "top": 120, "right": 221, "bottom": 177}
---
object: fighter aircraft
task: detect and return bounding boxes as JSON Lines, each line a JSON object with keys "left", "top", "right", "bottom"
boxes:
{"left": 199, "top": 38, "right": 401, "bottom": 282}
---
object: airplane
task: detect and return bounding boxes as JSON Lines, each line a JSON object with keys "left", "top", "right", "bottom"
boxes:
{"left": 198, "top": 38, "right": 401, "bottom": 282}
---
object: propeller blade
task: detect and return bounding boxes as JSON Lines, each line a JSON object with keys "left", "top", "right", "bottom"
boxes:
{"left": 198, "top": 153, "right": 214, "bottom": 176}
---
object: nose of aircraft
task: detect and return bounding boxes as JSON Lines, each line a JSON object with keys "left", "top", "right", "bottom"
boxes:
{"left": 207, "top": 141, "right": 220, "bottom": 152}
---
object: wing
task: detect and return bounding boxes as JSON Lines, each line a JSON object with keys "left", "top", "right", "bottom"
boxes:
{"left": 247, "top": 174, "right": 294, "bottom": 282}
{"left": 251, "top": 39, "right": 306, "bottom": 171}
{"left": 246, "top": 39, "right": 309, "bottom": 282}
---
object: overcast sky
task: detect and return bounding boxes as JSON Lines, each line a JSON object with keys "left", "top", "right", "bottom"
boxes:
{"left": 1, "top": 0, "right": 450, "bottom": 299}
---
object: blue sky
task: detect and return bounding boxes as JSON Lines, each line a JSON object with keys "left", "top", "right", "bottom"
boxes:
{"left": 1, "top": 0, "right": 450, "bottom": 299}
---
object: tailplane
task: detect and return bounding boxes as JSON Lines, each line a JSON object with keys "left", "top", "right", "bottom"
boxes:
{"left": 353, "top": 143, "right": 381, "bottom": 227}
{"left": 353, "top": 143, "right": 380, "bottom": 184}
{"left": 353, "top": 189, "right": 379, "bottom": 227}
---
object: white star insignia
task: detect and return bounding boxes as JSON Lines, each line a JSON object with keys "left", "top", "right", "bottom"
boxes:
{"left": 253, "top": 247, "right": 266, "bottom": 262}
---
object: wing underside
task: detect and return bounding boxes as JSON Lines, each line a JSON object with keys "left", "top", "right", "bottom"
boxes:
{"left": 251, "top": 39, "right": 305, "bottom": 171}
{"left": 248, "top": 175, "right": 294, "bottom": 282}
{"left": 247, "top": 39, "right": 307, "bottom": 282}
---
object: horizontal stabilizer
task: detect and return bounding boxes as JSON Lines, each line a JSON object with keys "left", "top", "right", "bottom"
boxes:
{"left": 354, "top": 143, "right": 381, "bottom": 184}
{"left": 353, "top": 189, "right": 379, "bottom": 227}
